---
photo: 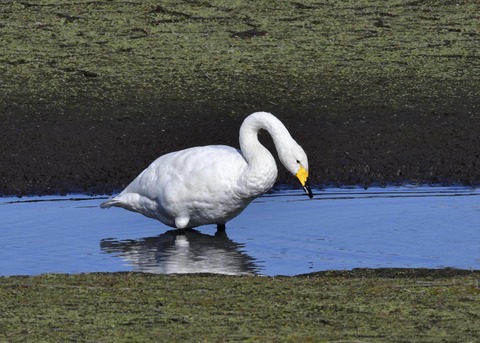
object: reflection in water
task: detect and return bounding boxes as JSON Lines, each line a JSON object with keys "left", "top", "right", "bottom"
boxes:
{"left": 2, "top": 186, "right": 478, "bottom": 276}
{"left": 100, "top": 229, "right": 260, "bottom": 275}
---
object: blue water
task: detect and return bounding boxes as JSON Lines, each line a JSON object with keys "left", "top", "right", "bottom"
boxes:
{"left": 0, "top": 186, "right": 479, "bottom": 276}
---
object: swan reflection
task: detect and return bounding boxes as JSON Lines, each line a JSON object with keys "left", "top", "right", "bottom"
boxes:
{"left": 100, "top": 229, "right": 260, "bottom": 275}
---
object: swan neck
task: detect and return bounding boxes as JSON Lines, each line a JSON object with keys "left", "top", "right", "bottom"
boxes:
{"left": 239, "top": 112, "right": 292, "bottom": 164}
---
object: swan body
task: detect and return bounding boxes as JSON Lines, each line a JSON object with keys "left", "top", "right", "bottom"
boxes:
{"left": 101, "top": 111, "right": 312, "bottom": 229}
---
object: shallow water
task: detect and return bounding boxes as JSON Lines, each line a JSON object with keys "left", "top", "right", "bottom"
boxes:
{"left": 0, "top": 186, "right": 479, "bottom": 276}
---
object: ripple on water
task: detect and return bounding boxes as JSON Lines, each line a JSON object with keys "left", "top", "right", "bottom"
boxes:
{"left": 0, "top": 186, "right": 479, "bottom": 276}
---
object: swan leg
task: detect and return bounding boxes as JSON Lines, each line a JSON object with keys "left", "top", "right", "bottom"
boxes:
{"left": 215, "top": 225, "right": 228, "bottom": 239}
{"left": 175, "top": 217, "right": 190, "bottom": 229}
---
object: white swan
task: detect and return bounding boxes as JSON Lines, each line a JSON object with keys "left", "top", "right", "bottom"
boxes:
{"left": 100, "top": 111, "right": 312, "bottom": 230}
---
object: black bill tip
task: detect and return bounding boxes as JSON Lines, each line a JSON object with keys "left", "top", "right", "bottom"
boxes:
{"left": 303, "top": 182, "right": 313, "bottom": 199}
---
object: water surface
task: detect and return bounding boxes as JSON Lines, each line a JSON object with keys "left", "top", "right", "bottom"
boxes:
{"left": 1, "top": 186, "right": 479, "bottom": 276}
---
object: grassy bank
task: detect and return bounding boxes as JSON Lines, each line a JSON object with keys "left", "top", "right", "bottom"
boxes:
{"left": 1, "top": 0, "right": 479, "bottom": 117}
{"left": 1, "top": 269, "right": 479, "bottom": 342}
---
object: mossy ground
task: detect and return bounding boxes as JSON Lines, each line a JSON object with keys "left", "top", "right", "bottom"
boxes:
{"left": 1, "top": 270, "right": 479, "bottom": 342}
{"left": 1, "top": 0, "right": 479, "bottom": 116}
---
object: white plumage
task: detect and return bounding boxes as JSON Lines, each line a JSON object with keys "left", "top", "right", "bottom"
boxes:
{"left": 100, "top": 111, "right": 312, "bottom": 229}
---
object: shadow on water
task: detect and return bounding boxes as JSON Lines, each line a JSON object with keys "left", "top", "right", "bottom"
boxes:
{"left": 100, "top": 229, "right": 260, "bottom": 275}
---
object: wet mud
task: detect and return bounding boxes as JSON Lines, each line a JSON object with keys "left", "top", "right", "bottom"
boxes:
{"left": 1, "top": 0, "right": 479, "bottom": 196}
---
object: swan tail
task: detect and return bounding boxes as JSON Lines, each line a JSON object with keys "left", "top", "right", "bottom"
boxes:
{"left": 100, "top": 193, "right": 157, "bottom": 217}
{"left": 100, "top": 199, "right": 120, "bottom": 209}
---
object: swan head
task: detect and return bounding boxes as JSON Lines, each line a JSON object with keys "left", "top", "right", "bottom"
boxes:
{"left": 280, "top": 142, "right": 313, "bottom": 199}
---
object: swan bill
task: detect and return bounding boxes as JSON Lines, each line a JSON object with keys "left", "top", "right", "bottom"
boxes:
{"left": 296, "top": 165, "right": 313, "bottom": 198}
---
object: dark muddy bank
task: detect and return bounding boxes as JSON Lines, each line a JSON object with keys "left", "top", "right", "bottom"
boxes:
{"left": 1, "top": 0, "right": 479, "bottom": 195}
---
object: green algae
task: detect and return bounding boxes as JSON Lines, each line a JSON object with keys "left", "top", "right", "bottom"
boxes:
{"left": 1, "top": 270, "right": 479, "bottom": 342}
{"left": 1, "top": 0, "right": 479, "bottom": 118}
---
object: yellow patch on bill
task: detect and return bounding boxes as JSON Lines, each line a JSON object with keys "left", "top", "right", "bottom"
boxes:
{"left": 296, "top": 165, "right": 308, "bottom": 186}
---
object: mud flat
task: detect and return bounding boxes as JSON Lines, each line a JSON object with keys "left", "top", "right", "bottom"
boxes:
{"left": 1, "top": 0, "right": 479, "bottom": 195}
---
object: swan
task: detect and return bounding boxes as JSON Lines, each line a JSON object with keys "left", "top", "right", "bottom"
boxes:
{"left": 100, "top": 111, "right": 313, "bottom": 230}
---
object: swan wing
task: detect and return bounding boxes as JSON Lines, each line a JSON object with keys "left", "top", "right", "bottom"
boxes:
{"left": 105, "top": 145, "right": 248, "bottom": 226}
{"left": 123, "top": 145, "right": 246, "bottom": 199}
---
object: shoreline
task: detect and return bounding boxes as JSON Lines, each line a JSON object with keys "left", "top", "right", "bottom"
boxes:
{"left": 2, "top": 267, "right": 479, "bottom": 278}
{"left": 2, "top": 181, "right": 478, "bottom": 200}
{"left": 1, "top": 269, "right": 479, "bottom": 341}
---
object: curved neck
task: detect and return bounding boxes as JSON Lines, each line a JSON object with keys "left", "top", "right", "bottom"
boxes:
{"left": 239, "top": 112, "right": 293, "bottom": 163}
{"left": 238, "top": 112, "right": 294, "bottom": 194}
